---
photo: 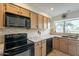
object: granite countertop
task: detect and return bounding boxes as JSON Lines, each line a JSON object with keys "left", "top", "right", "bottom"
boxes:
{"left": 28, "top": 34, "right": 79, "bottom": 42}
{"left": 28, "top": 35, "right": 62, "bottom": 42}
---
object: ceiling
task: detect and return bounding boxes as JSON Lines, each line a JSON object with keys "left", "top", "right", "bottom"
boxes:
{"left": 27, "top": 3, "right": 79, "bottom": 17}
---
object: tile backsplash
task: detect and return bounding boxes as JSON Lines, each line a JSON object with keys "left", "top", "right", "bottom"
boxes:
{"left": 0, "top": 28, "right": 50, "bottom": 38}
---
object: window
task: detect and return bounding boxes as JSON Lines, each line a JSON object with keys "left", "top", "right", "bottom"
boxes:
{"left": 65, "top": 19, "right": 79, "bottom": 33}
{"left": 54, "top": 21, "right": 64, "bottom": 33}
{"left": 54, "top": 17, "right": 79, "bottom": 33}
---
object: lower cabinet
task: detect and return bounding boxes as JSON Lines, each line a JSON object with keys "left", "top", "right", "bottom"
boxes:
{"left": 41, "top": 40, "right": 46, "bottom": 56}
{"left": 0, "top": 35, "right": 4, "bottom": 55}
{"left": 34, "top": 40, "right": 46, "bottom": 56}
{"left": 68, "top": 44, "right": 77, "bottom": 56}
{"left": 53, "top": 37, "right": 79, "bottom": 56}
{"left": 35, "top": 41, "right": 42, "bottom": 56}
{"left": 60, "top": 38, "right": 68, "bottom": 53}
{"left": 76, "top": 45, "right": 79, "bottom": 56}
{"left": 53, "top": 37, "right": 60, "bottom": 50}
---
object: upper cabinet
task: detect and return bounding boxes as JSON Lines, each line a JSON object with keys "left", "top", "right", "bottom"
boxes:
{"left": 44, "top": 16, "right": 49, "bottom": 29}
{"left": 38, "top": 14, "right": 44, "bottom": 29}
{"left": 0, "top": 4, "right": 5, "bottom": 28}
{"left": 20, "top": 7, "right": 30, "bottom": 17}
{"left": 30, "top": 11, "right": 38, "bottom": 29}
{"left": 0, "top": 3, "right": 49, "bottom": 29}
{"left": 5, "top": 4, "right": 30, "bottom": 17}
{"left": 5, "top": 4, "right": 20, "bottom": 14}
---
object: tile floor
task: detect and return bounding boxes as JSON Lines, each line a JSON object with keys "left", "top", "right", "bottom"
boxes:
{"left": 48, "top": 49, "right": 69, "bottom": 56}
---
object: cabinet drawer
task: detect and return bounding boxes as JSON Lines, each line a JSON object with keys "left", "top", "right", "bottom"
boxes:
{"left": 35, "top": 41, "right": 42, "bottom": 46}
{"left": 68, "top": 40, "right": 79, "bottom": 45}
{"left": 74, "top": 40, "right": 79, "bottom": 45}
{"left": 42, "top": 40, "right": 46, "bottom": 43}
{"left": 5, "top": 4, "right": 20, "bottom": 14}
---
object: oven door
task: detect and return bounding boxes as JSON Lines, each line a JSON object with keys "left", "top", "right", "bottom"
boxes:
{"left": 15, "top": 45, "right": 34, "bottom": 56}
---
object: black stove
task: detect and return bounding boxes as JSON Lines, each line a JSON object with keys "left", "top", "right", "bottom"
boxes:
{"left": 4, "top": 33, "right": 34, "bottom": 56}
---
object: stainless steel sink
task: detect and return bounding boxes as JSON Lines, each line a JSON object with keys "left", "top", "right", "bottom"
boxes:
{"left": 62, "top": 35, "right": 78, "bottom": 39}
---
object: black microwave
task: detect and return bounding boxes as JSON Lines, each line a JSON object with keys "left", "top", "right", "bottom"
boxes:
{"left": 5, "top": 13, "right": 31, "bottom": 29}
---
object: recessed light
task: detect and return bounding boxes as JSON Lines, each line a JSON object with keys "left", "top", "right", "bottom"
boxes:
{"left": 50, "top": 8, "right": 54, "bottom": 11}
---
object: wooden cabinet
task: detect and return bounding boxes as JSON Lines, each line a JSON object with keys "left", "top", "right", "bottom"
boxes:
{"left": 41, "top": 40, "right": 46, "bottom": 56}
{"left": 38, "top": 14, "right": 44, "bottom": 29}
{"left": 73, "top": 40, "right": 79, "bottom": 56}
{"left": 34, "top": 40, "right": 46, "bottom": 56}
{"left": 76, "top": 45, "right": 79, "bottom": 56}
{"left": 0, "top": 35, "right": 4, "bottom": 55}
{"left": 0, "top": 4, "right": 5, "bottom": 28}
{"left": 53, "top": 37, "right": 79, "bottom": 56}
{"left": 5, "top": 4, "right": 20, "bottom": 14}
{"left": 35, "top": 41, "right": 42, "bottom": 56}
{"left": 53, "top": 37, "right": 68, "bottom": 54}
{"left": 30, "top": 12, "right": 38, "bottom": 29}
{"left": 68, "top": 43, "right": 76, "bottom": 56}
{"left": 44, "top": 16, "right": 48, "bottom": 29}
{"left": 20, "top": 8, "right": 30, "bottom": 17}
{"left": 53, "top": 37, "right": 60, "bottom": 50}
{"left": 46, "top": 17, "right": 49, "bottom": 29}
{"left": 5, "top": 4, "right": 30, "bottom": 17}
{"left": 0, "top": 3, "right": 5, "bottom": 28}
{"left": 60, "top": 38, "right": 68, "bottom": 53}
{"left": 4, "top": 3, "right": 49, "bottom": 29}
{"left": 68, "top": 44, "right": 76, "bottom": 56}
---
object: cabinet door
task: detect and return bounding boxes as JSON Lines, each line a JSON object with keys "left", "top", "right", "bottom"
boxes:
{"left": 20, "top": 8, "right": 30, "bottom": 17}
{"left": 0, "top": 4, "right": 5, "bottom": 28}
{"left": 38, "top": 14, "right": 44, "bottom": 29}
{"left": 35, "top": 42, "right": 42, "bottom": 56}
{"left": 60, "top": 38, "right": 68, "bottom": 53}
{"left": 46, "top": 17, "right": 49, "bottom": 29}
{"left": 0, "top": 35, "right": 4, "bottom": 55}
{"left": 68, "top": 44, "right": 76, "bottom": 56}
{"left": 76, "top": 45, "right": 79, "bottom": 56}
{"left": 44, "top": 16, "right": 48, "bottom": 29}
{"left": 41, "top": 40, "right": 46, "bottom": 56}
{"left": 30, "top": 12, "right": 38, "bottom": 29}
{"left": 53, "top": 37, "right": 60, "bottom": 50}
{"left": 5, "top": 4, "right": 20, "bottom": 14}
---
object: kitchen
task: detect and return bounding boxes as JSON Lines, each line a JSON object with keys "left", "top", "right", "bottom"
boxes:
{"left": 0, "top": 3, "right": 79, "bottom": 56}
